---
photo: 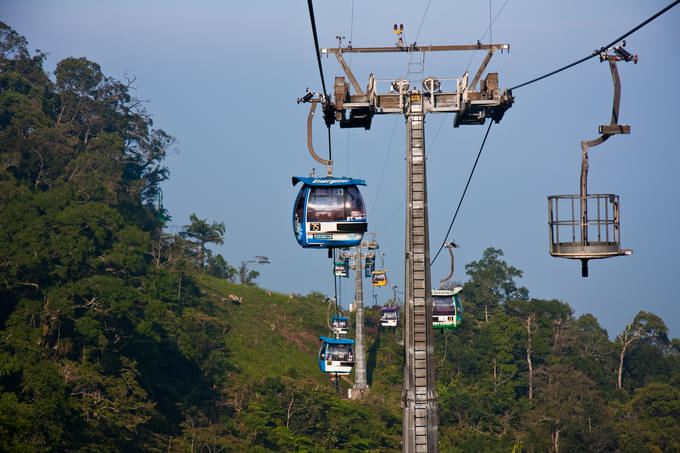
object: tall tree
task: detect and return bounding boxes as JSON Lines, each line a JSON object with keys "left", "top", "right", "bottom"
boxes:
{"left": 180, "top": 213, "right": 225, "bottom": 268}
{"left": 616, "top": 322, "right": 643, "bottom": 390}
{"left": 463, "top": 247, "right": 528, "bottom": 322}
{"left": 616, "top": 311, "right": 669, "bottom": 391}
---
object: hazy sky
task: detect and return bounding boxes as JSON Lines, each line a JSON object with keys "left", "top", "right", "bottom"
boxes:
{"left": 4, "top": 1, "right": 679, "bottom": 338}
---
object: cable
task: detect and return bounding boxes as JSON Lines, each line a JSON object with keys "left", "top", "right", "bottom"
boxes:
{"left": 306, "top": 0, "right": 328, "bottom": 98}
{"left": 464, "top": 0, "right": 510, "bottom": 74}
{"left": 306, "top": 0, "right": 333, "bottom": 162}
{"left": 370, "top": 117, "right": 399, "bottom": 216}
{"left": 347, "top": 0, "right": 355, "bottom": 175}
{"left": 489, "top": 0, "right": 492, "bottom": 45}
{"left": 333, "top": 248, "right": 339, "bottom": 315}
{"left": 415, "top": 0, "right": 432, "bottom": 42}
{"left": 431, "top": 120, "right": 494, "bottom": 265}
{"left": 511, "top": 0, "right": 680, "bottom": 90}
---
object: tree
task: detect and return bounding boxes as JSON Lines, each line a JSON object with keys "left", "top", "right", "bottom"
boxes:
{"left": 463, "top": 248, "right": 528, "bottom": 322}
{"left": 615, "top": 311, "right": 670, "bottom": 391}
{"left": 525, "top": 364, "right": 599, "bottom": 453}
{"left": 206, "top": 252, "right": 237, "bottom": 281}
{"left": 632, "top": 311, "right": 669, "bottom": 347}
{"left": 238, "top": 256, "right": 269, "bottom": 286}
{"left": 616, "top": 322, "right": 643, "bottom": 390}
{"left": 180, "top": 213, "right": 225, "bottom": 268}
{"left": 568, "top": 314, "right": 610, "bottom": 359}
{"left": 616, "top": 382, "right": 680, "bottom": 452}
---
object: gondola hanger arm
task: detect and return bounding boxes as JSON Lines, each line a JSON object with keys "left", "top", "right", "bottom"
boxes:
{"left": 579, "top": 45, "right": 635, "bottom": 215}
{"left": 439, "top": 241, "right": 459, "bottom": 288}
{"left": 306, "top": 100, "right": 333, "bottom": 176}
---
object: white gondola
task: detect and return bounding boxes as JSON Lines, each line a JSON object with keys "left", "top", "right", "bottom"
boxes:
{"left": 318, "top": 336, "right": 355, "bottom": 375}
{"left": 380, "top": 306, "right": 400, "bottom": 327}
{"left": 432, "top": 287, "right": 463, "bottom": 329}
{"left": 330, "top": 315, "right": 349, "bottom": 336}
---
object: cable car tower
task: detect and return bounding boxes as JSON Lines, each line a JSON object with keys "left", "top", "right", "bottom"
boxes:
{"left": 341, "top": 236, "right": 381, "bottom": 399}
{"left": 302, "top": 30, "right": 513, "bottom": 452}
{"left": 548, "top": 42, "right": 636, "bottom": 277}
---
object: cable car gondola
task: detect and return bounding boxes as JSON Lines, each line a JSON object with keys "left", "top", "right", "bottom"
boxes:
{"left": 432, "top": 287, "right": 463, "bottom": 329}
{"left": 380, "top": 306, "right": 400, "bottom": 327}
{"left": 364, "top": 255, "right": 375, "bottom": 278}
{"left": 330, "top": 315, "right": 349, "bottom": 336}
{"left": 333, "top": 257, "right": 350, "bottom": 278}
{"left": 372, "top": 270, "right": 387, "bottom": 287}
{"left": 318, "top": 336, "right": 355, "bottom": 375}
{"left": 292, "top": 176, "right": 367, "bottom": 248}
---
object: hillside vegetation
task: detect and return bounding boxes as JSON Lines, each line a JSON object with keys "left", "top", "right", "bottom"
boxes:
{"left": 1, "top": 23, "right": 679, "bottom": 452}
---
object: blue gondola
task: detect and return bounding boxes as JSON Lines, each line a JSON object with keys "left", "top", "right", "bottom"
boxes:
{"left": 380, "top": 306, "right": 400, "bottom": 327}
{"left": 292, "top": 176, "right": 367, "bottom": 248}
{"left": 330, "top": 315, "right": 349, "bottom": 336}
{"left": 318, "top": 336, "right": 355, "bottom": 375}
{"left": 432, "top": 287, "right": 464, "bottom": 329}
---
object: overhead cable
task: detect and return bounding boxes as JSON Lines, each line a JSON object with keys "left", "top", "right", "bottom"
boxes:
{"left": 306, "top": 0, "right": 328, "bottom": 97}
{"left": 511, "top": 0, "right": 680, "bottom": 90}
{"left": 464, "top": 0, "right": 510, "bottom": 73}
{"left": 306, "top": 0, "right": 333, "bottom": 161}
{"left": 415, "top": 0, "right": 433, "bottom": 42}
{"left": 370, "top": 117, "right": 399, "bottom": 217}
{"left": 431, "top": 120, "right": 494, "bottom": 265}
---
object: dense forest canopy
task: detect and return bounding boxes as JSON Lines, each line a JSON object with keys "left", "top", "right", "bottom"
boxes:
{"left": 1, "top": 23, "right": 679, "bottom": 452}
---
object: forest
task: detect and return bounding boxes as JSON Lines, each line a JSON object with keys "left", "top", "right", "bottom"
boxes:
{"left": 1, "top": 22, "right": 679, "bottom": 452}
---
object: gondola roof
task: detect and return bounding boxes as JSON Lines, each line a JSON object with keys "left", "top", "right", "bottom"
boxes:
{"left": 432, "top": 287, "right": 463, "bottom": 296}
{"left": 292, "top": 176, "right": 367, "bottom": 187}
{"left": 320, "top": 336, "right": 355, "bottom": 345}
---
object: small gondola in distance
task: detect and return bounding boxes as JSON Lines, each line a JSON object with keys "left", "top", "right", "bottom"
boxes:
{"left": 380, "top": 306, "right": 400, "bottom": 327}
{"left": 432, "top": 287, "right": 464, "bottom": 329}
{"left": 330, "top": 315, "right": 349, "bottom": 337}
{"left": 318, "top": 336, "right": 355, "bottom": 375}
{"left": 292, "top": 176, "right": 367, "bottom": 249}
{"left": 372, "top": 270, "right": 387, "bottom": 287}
{"left": 334, "top": 258, "right": 350, "bottom": 278}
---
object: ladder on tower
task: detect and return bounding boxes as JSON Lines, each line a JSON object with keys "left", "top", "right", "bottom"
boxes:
{"left": 404, "top": 93, "right": 437, "bottom": 452}
{"left": 407, "top": 49, "right": 425, "bottom": 88}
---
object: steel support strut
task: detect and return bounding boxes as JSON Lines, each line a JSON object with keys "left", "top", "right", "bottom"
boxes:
{"left": 403, "top": 92, "right": 438, "bottom": 453}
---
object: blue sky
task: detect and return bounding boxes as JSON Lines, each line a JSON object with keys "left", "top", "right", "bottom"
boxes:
{"left": 5, "top": 1, "right": 679, "bottom": 339}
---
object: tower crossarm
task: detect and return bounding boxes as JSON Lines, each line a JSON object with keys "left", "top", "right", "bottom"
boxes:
{"left": 321, "top": 43, "right": 513, "bottom": 129}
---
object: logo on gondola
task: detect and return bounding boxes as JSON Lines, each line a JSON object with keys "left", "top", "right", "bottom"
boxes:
{"left": 312, "top": 179, "right": 351, "bottom": 184}
{"left": 310, "top": 223, "right": 321, "bottom": 231}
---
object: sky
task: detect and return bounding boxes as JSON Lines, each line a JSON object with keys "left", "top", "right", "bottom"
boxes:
{"left": 4, "top": 0, "right": 679, "bottom": 339}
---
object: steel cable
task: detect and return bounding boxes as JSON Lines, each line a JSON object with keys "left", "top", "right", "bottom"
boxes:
{"left": 306, "top": 0, "right": 333, "bottom": 161}
{"left": 431, "top": 120, "right": 494, "bottom": 265}
{"left": 511, "top": 0, "right": 680, "bottom": 90}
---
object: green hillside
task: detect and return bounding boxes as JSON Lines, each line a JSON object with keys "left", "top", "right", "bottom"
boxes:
{"left": 195, "top": 275, "right": 328, "bottom": 382}
{"left": 191, "top": 275, "right": 404, "bottom": 451}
